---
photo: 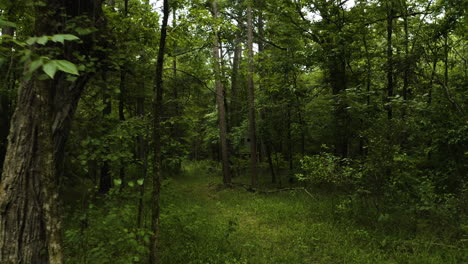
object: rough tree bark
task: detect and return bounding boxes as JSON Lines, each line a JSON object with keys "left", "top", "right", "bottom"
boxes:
{"left": 0, "top": 1, "right": 103, "bottom": 263}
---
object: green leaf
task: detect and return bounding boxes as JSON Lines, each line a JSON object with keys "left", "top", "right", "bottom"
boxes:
{"left": 11, "top": 39, "right": 25, "bottom": 47}
{"left": 50, "top": 35, "right": 65, "bottom": 44}
{"left": 29, "top": 58, "right": 44, "bottom": 73}
{"left": 137, "top": 179, "right": 144, "bottom": 186}
{"left": 26, "top": 37, "right": 37, "bottom": 45}
{"left": 75, "top": 27, "right": 97, "bottom": 35}
{"left": 51, "top": 34, "right": 79, "bottom": 44}
{"left": 114, "top": 179, "right": 122, "bottom": 185}
{"left": 36, "top": 36, "right": 49, "bottom": 45}
{"left": 0, "top": 18, "right": 17, "bottom": 28}
{"left": 61, "top": 34, "right": 80, "bottom": 41}
{"left": 43, "top": 61, "right": 58, "bottom": 78}
{"left": 128, "top": 181, "right": 135, "bottom": 187}
{"left": 55, "top": 60, "right": 79, "bottom": 75}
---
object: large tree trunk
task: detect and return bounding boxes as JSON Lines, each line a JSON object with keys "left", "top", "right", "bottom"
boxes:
{"left": 211, "top": 0, "right": 231, "bottom": 186}
{"left": 247, "top": 4, "right": 258, "bottom": 187}
{"left": 150, "top": 0, "right": 169, "bottom": 262}
{"left": 0, "top": 79, "right": 58, "bottom": 263}
{"left": 0, "top": 1, "right": 103, "bottom": 263}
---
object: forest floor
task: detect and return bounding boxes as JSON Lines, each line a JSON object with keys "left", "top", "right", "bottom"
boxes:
{"left": 64, "top": 161, "right": 467, "bottom": 263}
{"left": 157, "top": 162, "right": 466, "bottom": 264}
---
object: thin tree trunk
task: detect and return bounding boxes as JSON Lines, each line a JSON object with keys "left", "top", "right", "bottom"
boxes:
{"left": 428, "top": 56, "right": 437, "bottom": 105}
{"left": 229, "top": 36, "right": 242, "bottom": 178}
{"left": 118, "top": 0, "right": 128, "bottom": 188}
{"left": 212, "top": 0, "right": 231, "bottom": 185}
{"left": 247, "top": 4, "right": 258, "bottom": 187}
{"left": 118, "top": 69, "right": 126, "bottom": 188}
{"left": 172, "top": 7, "right": 179, "bottom": 118}
{"left": 171, "top": 7, "right": 183, "bottom": 172}
{"left": 386, "top": 0, "right": 394, "bottom": 120}
{"left": 442, "top": 34, "right": 463, "bottom": 115}
{"left": 230, "top": 38, "right": 241, "bottom": 129}
{"left": 99, "top": 72, "right": 112, "bottom": 194}
{"left": 363, "top": 31, "right": 371, "bottom": 107}
{"left": 256, "top": 8, "right": 276, "bottom": 184}
{"left": 136, "top": 92, "right": 148, "bottom": 230}
{"left": 150, "top": 0, "right": 169, "bottom": 262}
{"left": 361, "top": 30, "right": 371, "bottom": 156}
{"left": 402, "top": 0, "right": 409, "bottom": 102}
{"left": 287, "top": 105, "right": 293, "bottom": 183}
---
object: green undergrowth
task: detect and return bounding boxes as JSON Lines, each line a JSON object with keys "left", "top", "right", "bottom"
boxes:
{"left": 64, "top": 161, "right": 467, "bottom": 263}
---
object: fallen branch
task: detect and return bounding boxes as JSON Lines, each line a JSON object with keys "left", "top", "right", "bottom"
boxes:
{"left": 230, "top": 183, "right": 315, "bottom": 199}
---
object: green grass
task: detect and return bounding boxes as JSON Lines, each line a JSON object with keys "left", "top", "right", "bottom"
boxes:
{"left": 64, "top": 161, "right": 467, "bottom": 263}
{"left": 158, "top": 162, "right": 466, "bottom": 264}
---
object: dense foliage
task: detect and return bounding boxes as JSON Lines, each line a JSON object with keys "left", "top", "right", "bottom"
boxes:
{"left": 0, "top": 0, "right": 466, "bottom": 263}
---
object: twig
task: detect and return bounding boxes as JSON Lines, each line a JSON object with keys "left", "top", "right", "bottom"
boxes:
{"left": 231, "top": 183, "right": 315, "bottom": 199}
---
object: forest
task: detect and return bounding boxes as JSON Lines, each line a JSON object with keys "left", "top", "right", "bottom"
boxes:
{"left": 0, "top": 0, "right": 466, "bottom": 263}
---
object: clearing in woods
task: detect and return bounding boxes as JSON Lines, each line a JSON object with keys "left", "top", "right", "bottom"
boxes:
{"left": 156, "top": 163, "right": 466, "bottom": 264}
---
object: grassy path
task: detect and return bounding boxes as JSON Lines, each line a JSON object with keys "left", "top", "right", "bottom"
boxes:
{"left": 158, "top": 165, "right": 466, "bottom": 264}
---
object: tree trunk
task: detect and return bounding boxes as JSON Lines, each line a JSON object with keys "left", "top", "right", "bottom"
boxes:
{"left": 212, "top": 0, "right": 231, "bottom": 186}
{"left": 0, "top": 25, "right": 14, "bottom": 178}
{"left": 0, "top": 79, "right": 58, "bottom": 264}
{"left": 402, "top": 0, "right": 409, "bottom": 102}
{"left": 386, "top": 0, "right": 394, "bottom": 120}
{"left": 230, "top": 37, "right": 242, "bottom": 129}
{"left": 428, "top": 55, "right": 437, "bottom": 105}
{"left": 171, "top": 6, "right": 182, "bottom": 172}
{"left": 0, "top": 1, "right": 102, "bottom": 263}
{"left": 287, "top": 105, "right": 293, "bottom": 183}
{"left": 229, "top": 36, "right": 242, "bottom": 178}
{"left": 136, "top": 86, "right": 148, "bottom": 231}
{"left": 150, "top": 0, "right": 169, "bottom": 262}
{"left": 330, "top": 56, "right": 348, "bottom": 158}
{"left": 256, "top": 8, "right": 276, "bottom": 184}
{"left": 99, "top": 72, "right": 112, "bottom": 194}
{"left": 118, "top": 69, "right": 126, "bottom": 188}
{"left": 247, "top": 4, "right": 258, "bottom": 187}
{"left": 115, "top": 0, "right": 128, "bottom": 188}
{"left": 361, "top": 30, "right": 371, "bottom": 156}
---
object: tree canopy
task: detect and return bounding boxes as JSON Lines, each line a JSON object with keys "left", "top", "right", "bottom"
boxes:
{"left": 0, "top": 0, "right": 466, "bottom": 263}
